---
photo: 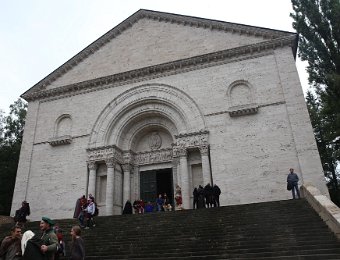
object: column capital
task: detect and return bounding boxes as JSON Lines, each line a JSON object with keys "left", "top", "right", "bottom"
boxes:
{"left": 178, "top": 147, "right": 187, "bottom": 158}
{"left": 122, "top": 163, "right": 132, "bottom": 172}
{"left": 105, "top": 158, "right": 116, "bottom": 168}
{"left": 87, "top": 161, "right": 98, "bottom": 171}
{"left": 173, "top": 146, "right": 187, "bottom": 158}
{"left": 199, "top": 144, "right": 209, "bottom": 155}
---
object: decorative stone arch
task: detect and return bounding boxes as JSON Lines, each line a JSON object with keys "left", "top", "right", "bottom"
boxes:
{"left": 227, "top": 80, "right": 256, "bottom": 107}
{"left": 54, "top": 114, "right": 72, "bottom": 137}
{"left": 226, "top": 80, "right": 258, "bottom": 117}
{"left": 48, "top": 114, "right": 73, "bottom": 146}
{"left": 89, "top": 83, "right": 206, "bottom": 149}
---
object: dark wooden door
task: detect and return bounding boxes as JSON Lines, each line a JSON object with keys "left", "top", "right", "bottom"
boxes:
{"left": 140, "top": 170, "right": 157, "bottom": 203}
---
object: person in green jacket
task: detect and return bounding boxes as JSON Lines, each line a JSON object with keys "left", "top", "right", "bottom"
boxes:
{"left": 39, "top": 217, "right": 58, "bottom": 260}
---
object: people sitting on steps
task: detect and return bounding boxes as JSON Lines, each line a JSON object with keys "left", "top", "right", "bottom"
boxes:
{"left": 163, "top": 193, "right": 172, "bottom": 211}
{"left": 84, "top": 197, "right": 96, "bottom": 229}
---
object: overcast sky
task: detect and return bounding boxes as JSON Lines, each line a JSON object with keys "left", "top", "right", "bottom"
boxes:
{"left": 0, "top": 0, "right": 309, "bottom": 114}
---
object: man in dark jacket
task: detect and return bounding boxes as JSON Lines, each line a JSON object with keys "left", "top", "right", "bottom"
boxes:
{"left": 204, "top": 184, "right": 214, "bottom": 208}
{"left": 287, "top": 168, "right": 300, "bottom": 199}
{"left": 213, "top": 184, "right": 221, "bottom": 207}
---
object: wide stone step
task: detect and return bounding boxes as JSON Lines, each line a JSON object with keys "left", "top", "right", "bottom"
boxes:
{"left": 3, "top": 199, "right": 340, "bottom": 260}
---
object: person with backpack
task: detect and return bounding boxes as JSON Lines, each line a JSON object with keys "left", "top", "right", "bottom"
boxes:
{"left": 84, "top": 197, "right": 96, "bottom": 229}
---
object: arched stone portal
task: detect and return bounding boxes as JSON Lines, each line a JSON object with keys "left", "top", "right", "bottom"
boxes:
{"left": 87, "top": 83, "right": 212, "bottom": 215}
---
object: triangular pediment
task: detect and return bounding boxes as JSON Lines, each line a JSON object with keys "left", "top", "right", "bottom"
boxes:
{"left": 22, "top": 9, "right": 296, "bottom": 99}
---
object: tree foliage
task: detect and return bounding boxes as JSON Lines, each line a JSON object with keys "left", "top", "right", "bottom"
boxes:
{"left": 291, "top": 0, "right": 340, "bottom": 202}
{"left": 0, "top": 99, "right": 27, "bottom": 215}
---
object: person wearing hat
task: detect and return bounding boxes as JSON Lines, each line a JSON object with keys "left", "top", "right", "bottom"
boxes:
{"left": 39, "top": 217, "right": 58, "bottom": 260}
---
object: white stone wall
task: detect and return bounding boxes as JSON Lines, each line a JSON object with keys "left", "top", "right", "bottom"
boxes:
{"left": 12, "top": 42, "right": 327, "bottom": 220}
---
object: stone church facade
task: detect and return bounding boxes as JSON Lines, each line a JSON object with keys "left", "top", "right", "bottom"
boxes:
{"left": 12, "top": 9, "right": 327, "bottom": 220}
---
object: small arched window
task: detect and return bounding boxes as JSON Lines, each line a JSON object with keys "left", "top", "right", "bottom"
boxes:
{"left": 227, "top": 80, "right": 258, "bottom": 117}
{"left": 48, "top": 114, "right": 73, "bottom": 146}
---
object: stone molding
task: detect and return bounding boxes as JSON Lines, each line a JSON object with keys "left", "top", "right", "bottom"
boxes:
{"left": 87, "top": 145, "right": 123, "bottom": 163}
{"left": 22, "top": 9, "right": 295, "bottom": 99}
{"left": 228, "top": 104, "right": 259, "bottom": 117}
{"left": 48, "top": 135, "right": 72, "bottom": 146}
{"left": 22, "top": 35, "right": 296, "bottom": 102}
{"left": 87, "top": 145, "right": 175, "bottom": 166}
{"left": 134, "top": 148, "right": 173, "bottom": 165}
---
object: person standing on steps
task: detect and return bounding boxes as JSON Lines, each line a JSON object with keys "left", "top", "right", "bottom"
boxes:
{"left": 197, "top": 185, "right": 206, "bottom": 209}
{"left": 39, "top": 217, "right": 58, "bottom": 260}
{"left": 70, "top": 225, "right": 85, "bottom": 260}
{"left": 287, "top": 168, "right": 300, "bottom": 199}
{"left": 156, "top": 194, "right": 164, "bottom": 212}
{"left": 193, "top": 187, "right": 198, "bottom": 209}
{"left": 122, "top": 200, "right": 133, "bottom": 214}
{"left": 213, "top": 184, "right": 221, "bottom": 207}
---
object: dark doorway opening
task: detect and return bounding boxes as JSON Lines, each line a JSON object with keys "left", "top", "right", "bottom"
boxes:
{"left": 140, "top": 168, "right": 173, "bottom": 205}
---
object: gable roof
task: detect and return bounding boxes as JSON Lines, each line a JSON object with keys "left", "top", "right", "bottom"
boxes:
{"left": 22, "top": 9, "right": 297, "bottom": 101}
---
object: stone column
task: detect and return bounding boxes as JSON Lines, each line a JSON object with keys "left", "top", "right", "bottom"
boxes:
{"left": 105, "top": 158, "right": 116, "bottom": 215}
{"left": 122, "top": 164, "right": 131, "bottom": 204}
{"left": 178, "top": 148, "right": 190, "bottom": 209}
{"left": 200, "top": 145, "right": 212, "bottom": 186}
{"left": 172, "top": 157, "right": 180, "bottom": 193}
{"left": 87, "top": 161, "right": 97, "bottom": 198}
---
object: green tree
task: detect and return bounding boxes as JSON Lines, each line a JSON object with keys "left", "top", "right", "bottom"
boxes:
{"left": 291, "top": 0, "right": 340, "bottom": 202}
{"left": 0, "top": 99, "right": 27, "bottom": 215}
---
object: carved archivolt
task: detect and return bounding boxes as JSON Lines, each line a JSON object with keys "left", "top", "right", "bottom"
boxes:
{"left": 88, "top": 83, "right": 206, "bottom": 149}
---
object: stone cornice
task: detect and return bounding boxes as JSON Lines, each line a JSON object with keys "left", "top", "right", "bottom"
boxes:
{"left": 22, "top": 35, "right": 296, "bottom": 102}
{"left": 228, "top": 104, "right": 259, "bottom": 117}
{"left": 48, "top": 135, "right": 72, "bottom": 146}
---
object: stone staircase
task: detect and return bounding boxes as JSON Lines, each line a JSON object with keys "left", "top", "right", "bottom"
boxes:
{"left": 1, "top": 199, "right": 340, "bottom": 259}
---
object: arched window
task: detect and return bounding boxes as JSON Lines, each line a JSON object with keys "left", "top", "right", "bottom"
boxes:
{"left": 227, "top": 80, "right": 258, "bottom": 117}
{"left": 48, "top": 114, "right": 73, "bottom": 146}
